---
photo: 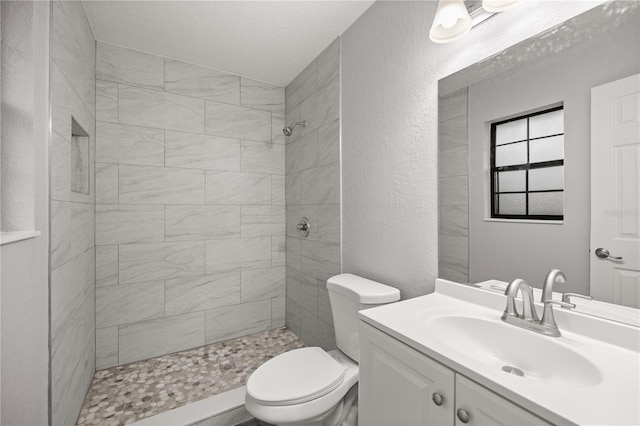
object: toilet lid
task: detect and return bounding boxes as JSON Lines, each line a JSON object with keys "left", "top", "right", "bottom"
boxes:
{"left": 247, "top": 347, "right": 346, "bottom": 406}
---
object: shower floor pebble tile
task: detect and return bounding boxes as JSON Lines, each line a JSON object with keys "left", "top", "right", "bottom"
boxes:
{"left": 77, "top": 328, "right": 304, "bottom": 426}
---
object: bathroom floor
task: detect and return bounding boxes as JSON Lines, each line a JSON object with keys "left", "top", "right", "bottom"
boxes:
{"left": 76, "top": 328, "right": 304, "bottom": 426}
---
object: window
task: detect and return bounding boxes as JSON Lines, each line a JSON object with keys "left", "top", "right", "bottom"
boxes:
{"left": 490, "top": 106, "right": 564, "bottom": 220}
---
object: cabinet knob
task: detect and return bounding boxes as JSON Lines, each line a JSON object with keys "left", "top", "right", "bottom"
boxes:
{"left": 457, "top": 409, "right": 470, "bottom": 423}
{"left": 432, "top": 392, "right": 444, "bottom": 406}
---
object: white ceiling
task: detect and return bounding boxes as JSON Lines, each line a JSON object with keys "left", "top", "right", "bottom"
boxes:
{"left": 82, "top": 1, "right": 375, "bottom": 87}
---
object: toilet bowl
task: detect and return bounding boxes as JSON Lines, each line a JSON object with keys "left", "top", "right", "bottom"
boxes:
{"left": 245, "top": 274, "right": 400, "bottom": 426}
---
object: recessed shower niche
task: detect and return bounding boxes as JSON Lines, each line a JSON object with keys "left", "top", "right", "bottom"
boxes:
{"left": 71, "top": 117, "right": 89, "bottom": 194}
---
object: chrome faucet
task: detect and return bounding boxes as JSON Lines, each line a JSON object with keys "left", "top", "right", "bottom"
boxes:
{"left": 501, "top": 270, "right": 575, "bottom": 337}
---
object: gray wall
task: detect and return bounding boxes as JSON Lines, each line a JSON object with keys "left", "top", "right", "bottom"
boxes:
{"left": 50, "top": 0, "right": 97, "bottom": 424}
{"left": 94, "top": 42, "right": 286, "bottom": 368}
{"left": 340, "top": 1, "right": 603, "bottom": 299}
{"left": 0, "top": 1, "right": 50, "bottom": 424}
{"left": 468, "top": 12, "right": 640, "bottom": 293}
{"left": 285, "top": 38, "right": 340, "bottom": 349}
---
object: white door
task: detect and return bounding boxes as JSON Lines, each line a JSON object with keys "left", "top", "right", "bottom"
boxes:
{"left": 591, "top": 74, "right": 640, "bottom": 307}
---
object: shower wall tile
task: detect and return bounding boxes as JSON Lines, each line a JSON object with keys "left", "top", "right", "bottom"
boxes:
{"left": 205, "top": 171, "right": 271, "bottom": 205}
{"left": 241, "top": 140, "right": 285, "bottom": 175}
{"left": 317, "top": 38, "right": 340, "bottom": 89}
{"left": 96, "top": 245, "right": 118, "bottom": 288}
{"left": 317, "top": 119, "right": 340, "bottom": 167}
{"left": 301, "top": 77, "right": 339, "bottom": 133}
{"left": 97, "top": 42, "right": 164, "bottom": 90}
{"left": 272, "top": 113, "right": 286, "bottom": 145}
{"left": 272, "top": 175, "right": 286, "bottom": 206}
{"left": 240, "top": 77, "right": 285, "bottom": 114}
{"left": 50, "top": 200, "right": 72, "bottom": 270}
{"left": 96, "top": 204, "right": 164, "bottom": 245}
{"left": 164, "top": 273, "right": 241, "bottom": 316}
{"left": 165, "top": 131, "right": 240, "bottom": 171}
{"left": 119, "top": 241, "right": 205, "bottom": 284}
{"left": 318, "top": 204, "right": 340, "bottom": 245}
{"left": 51, "top": 132, "right": 71, "bottom": 202}
{"left": 205, "top": 101, "right": 271, "bottom": 141}
{"left": 96, "top": 281, "right": 164, "bottom": 328}
{"left": 119, "top": 165, "right": 205, "bottom": 205}
{"left": 439, "top": 144, "right": 468, "bottom": 178}
{"left": 165, "top": 58, "right": 240, "bottom": 104}
{"left": 206, "top": 237, "right": 272, "bottom": 273}
{"left": 271, "top": 296, "right": 286, "bottom": 328}
{"left": 286, "top": 205, "right": 318, "bottom": 240}
{"left": 119, "top": 85, "right": 205, "bottom": 133}
{"left": 300, "top": 240, "right": 340, "bottom": 282}
{"left": 286, "top": 60, "right": 317, "bottom": 114}
{"left": 272, "top": 236, "right": 286, "bottom": 267}
{"left": 119, "top": 312, "right": 205, "bottom": 364}
{"left": 301, "top": 162, "right": 340, "bottom": 205}
{"left": 439, "top": 204, "right": 469, "bottom": 237}
{"left": 285, "top": 237, "right": 302, "bottom": 271}
{"left": 286, "top": 268, "right": 318, "bottom": 316}
{"left": 286, "top": 132, "right": 317, "bottom": 174}
{"left": 241, "top": 267, "right": 286, "bottom": 303}
{"left": 96, "top": 80, "right": 118, "bottom": 123}
{"left": 70, "top": 203, "right": 95, "bottom": 258}
{"left": 438, "top": 87, "right": 468, "bottom": 122}
{"left": 439, "top": 175, "right": 469, "bottom": 206}
{"left": 96, "top": 122, "right": 165, "bottom": 167}
{"left": 285, "top": 173, "right": 302, "bottom": 206}
{"left": 300, "top": 308, "right": 336, "bottom": 350}
{"left": 204, "top": 300, "right": 271, "bottom": 343}
{"left": 285, "top": 297, "right": 303, "bottom": 336}
{"left": 241, "top": 206, "right": 285, "bottom": 238}
{"left": 318, "top": 287, "right": 334, "bottom": 326}
{"left": 96, "top": 163, "right": 119, "bottom": 204}
{"left": 165, "top": 205, "right": 240, "bottom": 241}
{"left": 96, "top": 326, "right": 119, "bottom": 370}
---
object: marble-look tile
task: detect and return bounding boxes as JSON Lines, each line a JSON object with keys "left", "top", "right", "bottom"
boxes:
{"left": 96, "top": 204, "right": 164, "bottom": 245}
{"left": 317, "top": 38, "right": 340, "bottom": 89}
{"left": 301, "top": 77, "right": 339, "bottom": 133}
{"left": 318, "top": 286, "right": 334, "bottom": 326}
{"left": 205, "top": 300, "right": 271, "bottom": 344}
{"left": 96, "top": 281, "right": 164, "bottom": 328}
{"left": 96, "top": 327, "right": 118, "bottom": 370}
{"left": 206, "top": 238, "right": 271, "bottom": 273}
{"left": 286, "top": 132, "right": 317, "bottom": 174}
{"left": 205, "top": 171, "right": 271, "bottom": 205}
{"left": 240, "top": 77, "right": 285, "bottom": 114}
{"left": 96, "top": 80, "right": 118, "bottom": 123}
{"left": 241, "top": 206, "right": 285, "bottom": 237}
{"left": 71, "top": 134, "right": 90, "bottom": 195}
{"left": 96, "top": 245, "right": 118, "bottom": 288}
{"left": 285, "top": 103, "right": 303, "bottom": 144}
{"left": 272, "top": 113, "right": 285, "bottom": 145}
{"left": 165, "top": 130, "right": 240, "bottom": 171}
{"left": 438, "top": 88, "right": 468, "bottom": 122}
{"left": 241, "top": 140, "right": 285, "bottom": 175}
{"left": 55, "top": 0, "right": 95, "bottom": 68}
{"left": 439, "top": 234, "right": 469, "bottom": 278}
{"left": 286, "top": 60, "right": 317, "bottom": 114}
{"left": 165, "top": 273, "right": 241, "bottom": 316}
{"left": 97, "top": 42, "right": 164, "bottom": 90}
{"left": 119, "top": 312, "right": 205, "bottom": 364}
{"left": 438, "top": 263, "right": 469, "bottom": 283}
{"left": 95, "top": 162, "right": 118, "bottom": 204}
{"left": 286, "top": 297, "right": 303, "bottom": 336}
{"left": 439, "top": 175, "right": 469, "bottom": 206}
{"left": 165, "top": 205, "right": 240, "bottom": 241}
{"left": 96, "top": 121, "right": 165, "bottom": 167}
{"left": 165, "top": 58, "right": 240, "bottom": 104}
{"left": 286, "top": 173, "right": 302, "bottom": 206}
{"left": 241, "top": 267, "right": 285, "bottom": 303}
{"left": 286, "top": 267, "right": 318, "bottom": 315}
{"left": 119, "top": 241, "right": 205, "bottom": 284}
{"left": 51, "top": 132, "right": 71, "bottom": 202}
{"left": 300, "top": 308, "right": 336, "bottom": 350}
{"left": 119, "top": 85, "right": 205, "bottom": 133}
{"left": 439, "top": 114, "right": 468, "bottom": 150}
{"left": 205, "top": 101, "right": 271, "bottom": 141}
{"left": 272, "top": 175, "right": 285, "bottom": 206}
{"left": 439, "top": 144, "right": 468, "bottom": 178}
{"left": 286, "top": 205, "right": 318, "bottom": 240}
{"left": 301, "top": 240, "right": 340, "bottom": 282}
{"left": 285, "top": 237, "right": 301, "bottom": 271}
{"left": 440, "top": 204, "right": 469, "bottom": 237}
{"left": 272, "top": 236, "right": 286, "bottom": 267}
{"left": 119, "top": 165, "right": 205, "bottom": 204}
{"left": 271, "top": 296, "right": 286, "bottom": 328}
{"left": 317, "top": 119, "right": 340, "bottom": 167}
{"left": 50, "top": 201, "right": 71, "bottom": 270}
{"left": 301, "top": 162, "right": 340, "bottom": 205}
{"left": 318, "top": 204, "right": 340, "bottom": 244}
{"left": 70, "top": 202, "right": 95, "bottom": 259}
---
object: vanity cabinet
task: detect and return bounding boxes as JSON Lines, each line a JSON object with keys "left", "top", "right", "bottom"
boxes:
{"left": 359, "top": 323, "right": 550, "bottom": 426}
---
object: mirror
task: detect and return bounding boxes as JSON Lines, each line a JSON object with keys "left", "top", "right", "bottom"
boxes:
{"left": 438, "top": 1, "right": 640, "bottom": 325}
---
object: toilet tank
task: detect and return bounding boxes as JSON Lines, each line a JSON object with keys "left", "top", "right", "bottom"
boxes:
{"left": 327, "top": 274, "right": 400, "bottom": 362}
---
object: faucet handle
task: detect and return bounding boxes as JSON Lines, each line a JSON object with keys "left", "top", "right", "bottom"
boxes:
{"left": 561, "top": 292, "right": 593, "bottom": 304}
{"left": 544, "top": 300, "right": 576, "bottom": 310}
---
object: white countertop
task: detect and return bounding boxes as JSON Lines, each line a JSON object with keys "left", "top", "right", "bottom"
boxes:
{"left": 359, "top": 279, "right": 640, "bottom": 426}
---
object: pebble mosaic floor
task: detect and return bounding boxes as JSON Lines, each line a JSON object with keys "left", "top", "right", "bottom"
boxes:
{"left": 76, "top": 328, "right": 304, "bottom": 426}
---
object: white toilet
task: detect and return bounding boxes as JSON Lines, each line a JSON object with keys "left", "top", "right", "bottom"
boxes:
{"left": 245, "top": 273, "right": 400, "bottom": 426}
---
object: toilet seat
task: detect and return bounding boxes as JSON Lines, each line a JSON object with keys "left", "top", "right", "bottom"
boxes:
{"left": 247, "top": 347, "right": 346, "bottom": 406}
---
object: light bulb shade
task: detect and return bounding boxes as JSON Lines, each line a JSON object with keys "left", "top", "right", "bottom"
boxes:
{"left": 482, "top": 0, "right": 520, "bottom": 13}
{"left": 429, "top": 0, "right": 472, "bottom": 44}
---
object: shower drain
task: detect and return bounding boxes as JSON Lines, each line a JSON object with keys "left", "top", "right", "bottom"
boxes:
{"left": 501, "top": 365, "right": 525, "bottom": 377}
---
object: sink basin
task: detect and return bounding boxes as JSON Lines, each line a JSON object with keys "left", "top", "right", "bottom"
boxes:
{"left": 427, "top": 315, "right": 602, "bottom": 387}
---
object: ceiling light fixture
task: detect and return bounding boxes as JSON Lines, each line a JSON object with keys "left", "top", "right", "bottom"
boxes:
{"left": 429, "top": 0, "right": 472, "bottom": 44}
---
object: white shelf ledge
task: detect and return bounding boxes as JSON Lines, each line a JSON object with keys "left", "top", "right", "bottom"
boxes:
{"left": 0, "top": 231, "right": 41, "bottom": 246}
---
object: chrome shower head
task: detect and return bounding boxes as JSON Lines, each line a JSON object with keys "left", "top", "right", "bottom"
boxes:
{"left": 283, "top": 120, "right": 307, "bottom": 137}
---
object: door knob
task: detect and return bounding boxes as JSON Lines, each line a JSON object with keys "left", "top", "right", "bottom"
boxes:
{"left": 595, "top": 247, "right": 623, "bottom": 260}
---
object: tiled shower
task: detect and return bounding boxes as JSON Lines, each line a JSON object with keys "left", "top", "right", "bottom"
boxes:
{"left": 48, "top": 0, "right": 341, "bottom": 423}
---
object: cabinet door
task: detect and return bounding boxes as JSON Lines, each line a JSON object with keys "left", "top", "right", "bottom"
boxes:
{"left": 359, "top": 322, "right": 455, "bottom": 426}
{"left": 455, "top": 376, "right": 551, "bottom": 426}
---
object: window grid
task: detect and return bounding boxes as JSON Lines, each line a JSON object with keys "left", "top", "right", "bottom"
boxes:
{"left": 490, "top": 106, "right": 564, "bottom": 220}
